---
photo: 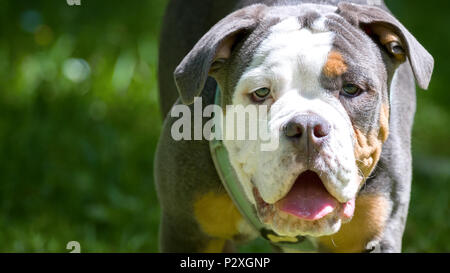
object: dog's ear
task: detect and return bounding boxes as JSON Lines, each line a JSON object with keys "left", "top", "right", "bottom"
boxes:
{"left": 337, "top": 3, "right": 434, "bottom": 90}
{"left": 174, "top": 4, "right": 266, "bottom": 105}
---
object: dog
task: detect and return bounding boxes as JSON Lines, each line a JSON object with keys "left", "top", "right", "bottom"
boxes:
{"left": 155, "top": 0, "right": 434, "bottom": 253}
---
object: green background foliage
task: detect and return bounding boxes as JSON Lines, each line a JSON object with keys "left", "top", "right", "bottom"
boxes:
{"left": 0, "top": 0, "right": 448, "bottom": 252}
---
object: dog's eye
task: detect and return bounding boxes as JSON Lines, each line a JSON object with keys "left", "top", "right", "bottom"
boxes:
{"left": 386, "top": 41, "right": 406, "bottom": 62}
{"left": 251, "top": 87, "right": 271, "bottom": 102}
{"left": 341, "top": 83, "right": 362, "bottom": 97}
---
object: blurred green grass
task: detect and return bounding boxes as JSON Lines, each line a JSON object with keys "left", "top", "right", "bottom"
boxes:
{"left": 0, "top": 0, "right": 448, "bottom": 252}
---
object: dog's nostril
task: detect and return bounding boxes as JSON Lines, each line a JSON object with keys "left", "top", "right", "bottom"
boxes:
{"left": 284, "top": 115, "right": 330, "bottom": 141}
{"left": 313, "top": 123, "right": 330, "bottom": 138}
{"left": 284, "top": 122, "right": 304, "bottom": 138}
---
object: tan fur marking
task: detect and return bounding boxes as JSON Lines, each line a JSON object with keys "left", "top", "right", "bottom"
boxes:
{"left": 323, "top": 51, "right": 348, "bottom": 77}
{"left": 378, "top": 103, "right": 390, "bottom": 143}
{"left": 372, "top": 25, "right": 401, "bottom": 45}
{"left": 371, "top": 25, "right": 405, "bottom": 62}
{"left": 193, "top": 192, "right": 243, "bottom": 239}
{"left": 203, "top": 239, "right": 226, "bottom": 253}
{"left": 318, "top": 194, "right": 390, "bottom": 253}
{"left": 354, "top": 103, "right": 390, "bottom": 179}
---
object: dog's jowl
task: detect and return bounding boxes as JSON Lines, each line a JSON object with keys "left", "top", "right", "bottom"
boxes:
{"left": 155, "top": 0, "right": 433, "bottom": 253}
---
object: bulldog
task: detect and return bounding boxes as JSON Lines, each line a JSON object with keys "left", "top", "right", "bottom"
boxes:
{"left": 155, "top": 0, "right": 434, "bottom": 253}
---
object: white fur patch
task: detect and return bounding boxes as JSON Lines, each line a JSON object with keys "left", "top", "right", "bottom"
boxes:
{"left": 223, "top": 16, "right": 360, "bottom": 236}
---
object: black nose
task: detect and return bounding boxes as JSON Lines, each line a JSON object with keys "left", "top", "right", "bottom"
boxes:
{"left": 283, "top": 114, "right": 331, "bottom": 145}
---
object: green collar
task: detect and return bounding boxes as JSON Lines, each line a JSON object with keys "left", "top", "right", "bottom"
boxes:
{"left": 209, "top": 86, "right": 317, "bottom": 252}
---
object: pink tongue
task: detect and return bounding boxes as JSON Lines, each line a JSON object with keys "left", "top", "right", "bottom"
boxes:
{"left": 277, "top": 171, "right": 338, "bottom": 221}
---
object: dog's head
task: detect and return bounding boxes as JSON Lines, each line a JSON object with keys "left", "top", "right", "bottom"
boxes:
{"left": 174, "top": 3, "right": 433, "bottom": 237}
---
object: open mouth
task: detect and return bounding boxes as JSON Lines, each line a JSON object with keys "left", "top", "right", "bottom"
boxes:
{"left": 255, "top": 171, "right": 356, "bottom": 222}
{"left": 276, "top": 171, "right": 340, "bottom": 220}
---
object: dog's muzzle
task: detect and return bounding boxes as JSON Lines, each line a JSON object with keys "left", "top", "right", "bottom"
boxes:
{"left": 283, "top": 113, "right": 331, "bottom": 156}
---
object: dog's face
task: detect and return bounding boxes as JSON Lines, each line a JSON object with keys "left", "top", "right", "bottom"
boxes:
{"left": 221, "top": 5, "right": 391, "bottom": 237}
{"left": 175, "top": 3, "right": 433, "bottom": 237}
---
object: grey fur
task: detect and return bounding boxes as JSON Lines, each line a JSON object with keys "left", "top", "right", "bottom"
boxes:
{"left": 174, "top": 5, "right": 267, "bottom": 105}
{"left": 155, "top": 0, "right": 434, "bottom": 253}
{"left": 336, "top": 2, "right": 434, "bottom": 90}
